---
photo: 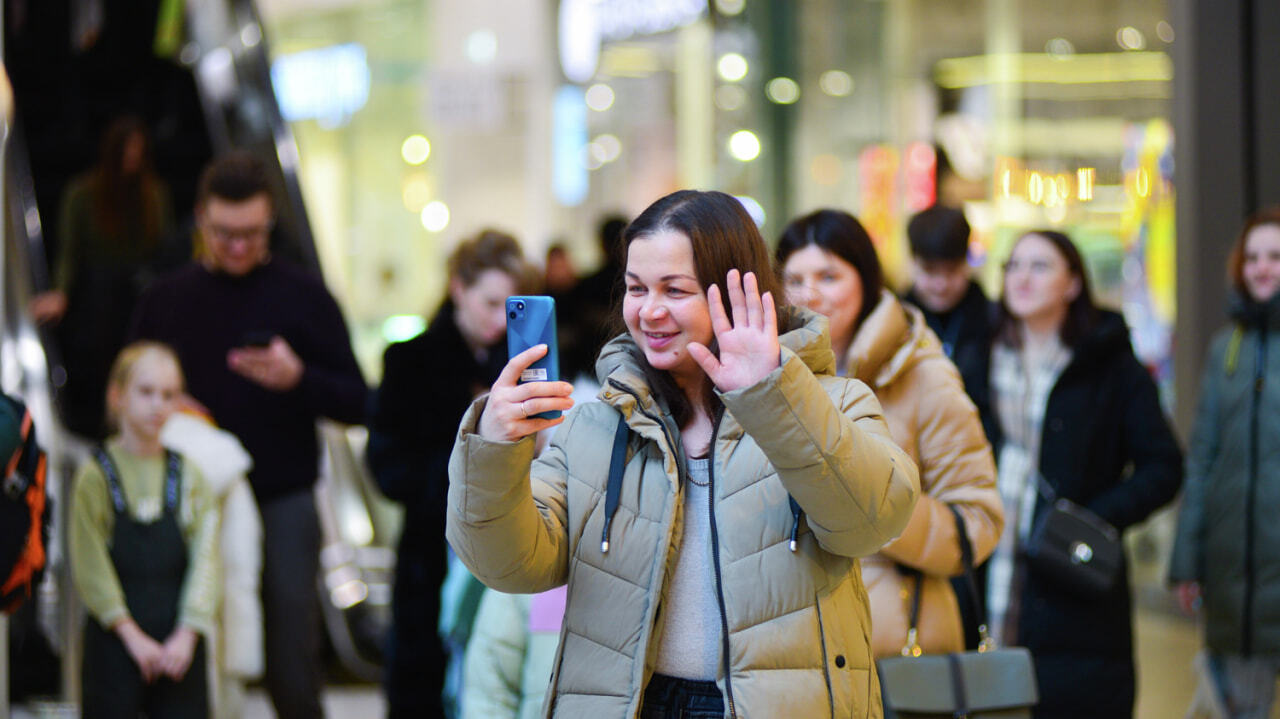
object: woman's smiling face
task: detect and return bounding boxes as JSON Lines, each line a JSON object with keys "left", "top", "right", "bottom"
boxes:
{"left": 623, "top": 230, "right": 713, "bottom": 388}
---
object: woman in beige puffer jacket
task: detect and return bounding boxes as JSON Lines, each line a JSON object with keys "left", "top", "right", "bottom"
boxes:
{"left": 778, "top": 209, "right": 1003, "bottom": 657}
{"left": 448, "top": 190, "right": 919, "bottom": 718}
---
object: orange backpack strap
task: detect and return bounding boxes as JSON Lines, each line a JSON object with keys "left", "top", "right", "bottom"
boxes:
{"left": 1, "top": 407, "right": 48, "bottom": 610}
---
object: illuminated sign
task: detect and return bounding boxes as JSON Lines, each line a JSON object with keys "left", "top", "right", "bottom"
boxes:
{"left": 559, "top": 0, "right": 707, "bottom": 83}
{"left": 271, "top": 43, "right": 370, "bottom": 126}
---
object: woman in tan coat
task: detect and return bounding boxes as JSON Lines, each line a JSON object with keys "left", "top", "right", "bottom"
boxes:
{"left": 447, "top": 190, "right": 919, "bottom": 718}
{"left": 777, "top": 209, "right": 1003, "bottom": 658}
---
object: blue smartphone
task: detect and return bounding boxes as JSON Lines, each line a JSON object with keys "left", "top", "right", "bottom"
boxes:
{"left": 506, "top": 295, "right": 561, "bottom": 419}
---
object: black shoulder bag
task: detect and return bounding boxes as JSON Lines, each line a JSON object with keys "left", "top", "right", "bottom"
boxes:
{"left": 1021, "top": 474, "right": 1122, "bottom": 599}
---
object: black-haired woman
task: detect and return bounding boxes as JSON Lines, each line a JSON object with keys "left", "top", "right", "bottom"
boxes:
{"left": 447, "top": 190, "right": 919, "bottom": 717}
{"left": 981, "top": 230, "right": 1182, "bottom": 718}
{"left": 775, "top": 209, "right": 1002, "bottom": 662}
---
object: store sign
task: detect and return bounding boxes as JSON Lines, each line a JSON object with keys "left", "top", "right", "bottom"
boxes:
{"left": 597, "top": 0, "right": 707, "bottom": 40}
{"left": 559, "top": 0, "right": 706, "bottom": 82}
{"left": 427, "top": 69, "right": 506, "bottom": 131}
{"left": 271, "top": 43, "right": 370, "bottom": 126}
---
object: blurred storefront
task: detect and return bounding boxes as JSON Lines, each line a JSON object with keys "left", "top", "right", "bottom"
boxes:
{"left": 259, "top": 0, "right": 1179, "bottom": 404}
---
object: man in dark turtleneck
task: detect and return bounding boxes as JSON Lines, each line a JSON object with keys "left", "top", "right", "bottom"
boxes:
{"left": 130, "top": 152, "right": 367, "bottom": 719}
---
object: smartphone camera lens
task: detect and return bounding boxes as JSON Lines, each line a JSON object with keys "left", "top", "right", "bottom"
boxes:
{"left": 508, "top": 311, "right": 517, "bottom": 319}
{"left": 515, "top": 301, "right": 525, "bottom": 311}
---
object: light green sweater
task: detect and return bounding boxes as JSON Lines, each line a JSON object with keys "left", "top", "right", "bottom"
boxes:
{"left": 69, "top": 440, "right": 220, "bottom": 636}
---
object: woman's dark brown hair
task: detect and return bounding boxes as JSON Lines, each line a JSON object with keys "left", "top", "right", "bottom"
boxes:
{"left": 994, "top": 230, "right": 1099, "bottom": 349}
{"left": 618, "top": 190, "right": 789, "bottom": 428}
{"left": 1227, "top": 206, "right": 1280, "bottom": 299}
{"left": 90, "top": 116, "right": 165, "bottom": 247}
{"left": 774, "top": 209, "right": 885, "bottom": 332}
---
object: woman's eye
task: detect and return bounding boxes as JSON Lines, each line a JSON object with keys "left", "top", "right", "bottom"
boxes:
{"left": 821, "top": 273, "right": 837, "bottom": 283}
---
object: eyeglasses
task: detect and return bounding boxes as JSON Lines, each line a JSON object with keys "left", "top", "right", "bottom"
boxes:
{"left": 206, "top": 222, "right": 274, "bottom": 243}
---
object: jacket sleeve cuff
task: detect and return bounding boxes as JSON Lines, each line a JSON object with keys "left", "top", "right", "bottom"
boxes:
{"left": 449, "top": 396, "right": 537, "bottom": 522}
{"left": 98, "top": 606, "right": 129, "bottom": 631}
{"left": 178, "top": 612, "right": 217, "bottom": 638}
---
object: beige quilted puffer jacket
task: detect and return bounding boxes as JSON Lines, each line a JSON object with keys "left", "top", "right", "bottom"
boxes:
{"left": 447, "top": 307, "right": 919, "bottom": 718}
{"left": 844, "top": 291, "right": 1002, "bottom": 658}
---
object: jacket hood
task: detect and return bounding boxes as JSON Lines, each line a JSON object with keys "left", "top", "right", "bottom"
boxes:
{"left": 593, "top": 305, "right": 836, "bottom": 405}
{"left": 1227, "top": 288, "right": 1280, "bottom": 330}
{"left": 844, "top": 289, "right": 942, "bottom": 389}
{"left": 1064, "top": 309, "right": 1134, "bottom": 375}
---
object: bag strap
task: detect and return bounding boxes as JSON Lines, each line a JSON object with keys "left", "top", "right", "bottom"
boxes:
{"left": 93, "top": 447, "right": 184, "bottom": 515}
{"left": 1034, "top": 472, "right": 1058, "bottom": 503}
{"left": 945, "top": 652, "right": 970, "bottom": 719}
{"left": 600, "top": 411, "right": 630, "bottom": 553}
{"left": 899, "top": 569, "right": 925, "bottom": 656}
{"left": 2, "top": 404, "right": 34, "bottom": 499}
{"left": 949, "top": 504, "right": 997, "bottom": 652}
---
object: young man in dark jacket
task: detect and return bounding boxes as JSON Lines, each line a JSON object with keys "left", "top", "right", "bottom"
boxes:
{"left": 902, "top": 205, "right": 994, "bottom": 408}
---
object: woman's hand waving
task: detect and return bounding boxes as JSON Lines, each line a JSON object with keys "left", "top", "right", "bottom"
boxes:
{"left": 477, "top": 344, "right": 575, "bottom": 443}
{"left": 689, "top": 269, "right": 781, "bottom": 392}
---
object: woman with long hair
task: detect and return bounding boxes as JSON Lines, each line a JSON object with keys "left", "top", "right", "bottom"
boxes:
{"left": 368, "top": 229, "right": 538, "bottom": 718}
{"left": 1169, "top": 208, "right": 1280, "bottom": 718}
{"left": 447, "top": 190, "right": 919, "bottom": 717}
{"left": 31, "top": 115, "right": 174, "bottom": 438}
{"left": 775, "top": 209, "right": 1002, "bottom": 664}
{"left": 983, "top": 230, "right": 1182, "bottom": 718}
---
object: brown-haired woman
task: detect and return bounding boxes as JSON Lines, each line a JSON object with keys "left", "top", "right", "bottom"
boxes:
{"left": 368, "top": 229, "right": 538, "bottom": 718}
{"left": 31, "top": 116, "right": 174, "bottom": 438}
{"left": 1169, "top": 208, "right": 1280, "bottom": 718}
{"left": 447, "top": 189, "right": 919, "bottom": 717}
{"left": 980, "top": 230, "right": 1182, "bottom": 718}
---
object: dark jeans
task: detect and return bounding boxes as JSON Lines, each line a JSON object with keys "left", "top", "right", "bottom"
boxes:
{"left": 261, "top": 490, "right": 325, "bottom": 719}
{"left": 640, "top": 674, "right": 724, "bottom": 719}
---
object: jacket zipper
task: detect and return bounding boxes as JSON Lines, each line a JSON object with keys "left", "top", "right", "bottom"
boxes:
{"left": 606, "top": 378, "right": 736, "bottom": 715}
{"left": 706, "top": 412, "right": 739, "bottom": 718}
{"left": 1243, "top": 324, "right": 1267, "bottom": 656}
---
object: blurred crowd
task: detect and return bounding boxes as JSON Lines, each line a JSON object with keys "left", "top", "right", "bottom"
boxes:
{"left": 7, "top": 117, "right": 1280, "bottom": 719}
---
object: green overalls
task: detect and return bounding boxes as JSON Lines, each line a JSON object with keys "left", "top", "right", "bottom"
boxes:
{"left": 81, "top": 449, "right": 207, "bottom": 719}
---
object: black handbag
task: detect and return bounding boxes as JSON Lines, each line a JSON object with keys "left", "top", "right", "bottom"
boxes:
{"left": 1021, "top": 475, "right": 1122, "bottom": 599}
{"left": 877, "top": 507, "right": 1038, "bottom": 718}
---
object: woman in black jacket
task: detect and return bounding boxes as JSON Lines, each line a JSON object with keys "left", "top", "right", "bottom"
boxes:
{"left": 367, "top": 230, "right": 536, "bottom": 718}
{"left": 979, "top": 230, "right": 1182, "bottom": 718}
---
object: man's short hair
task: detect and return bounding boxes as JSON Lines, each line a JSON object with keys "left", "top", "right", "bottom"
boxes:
{"left": 907, "top": 205, "right": 970, "bottom": 262}
{"left": 197, "top": 151, "right": 274, "bottom": 209}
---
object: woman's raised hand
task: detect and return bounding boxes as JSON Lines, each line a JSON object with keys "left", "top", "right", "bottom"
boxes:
{"left": 689, "top": 269, "right": 781, "bottom": 392}
{"left": 477, "top": 344, "right": 575, "bottom": 443}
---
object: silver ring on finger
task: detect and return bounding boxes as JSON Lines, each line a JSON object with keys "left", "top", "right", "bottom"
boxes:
{"left": 521, "top": 400, "right": 529, "bottom": 418}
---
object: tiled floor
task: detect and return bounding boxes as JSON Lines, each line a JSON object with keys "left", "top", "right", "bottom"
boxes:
{"left": 11, "top": 604, "right": 1280, "bottom": 718}
{"left": 241, "top": 686, "right": 385, "bottom": 719}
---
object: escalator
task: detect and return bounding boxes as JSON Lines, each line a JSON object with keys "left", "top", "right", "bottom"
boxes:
{"left": 2, "top": 0, "right": 398, "bottom": 705}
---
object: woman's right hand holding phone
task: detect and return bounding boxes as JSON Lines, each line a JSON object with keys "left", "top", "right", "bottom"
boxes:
{"left": 477, "top": 344, "right": 574, "bottom": 443}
